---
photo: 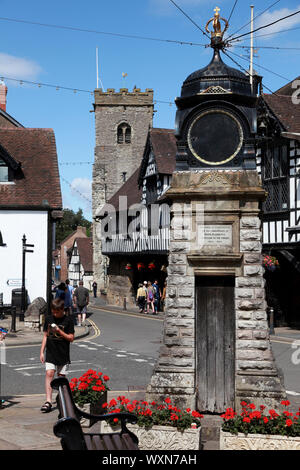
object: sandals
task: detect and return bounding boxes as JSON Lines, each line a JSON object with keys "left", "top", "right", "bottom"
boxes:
{"left": 40, "top": 401, "right": 52, "bottom": 413}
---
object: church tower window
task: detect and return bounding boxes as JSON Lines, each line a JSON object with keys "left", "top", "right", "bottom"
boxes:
{"left": 117, "top": 123, "right": 131, "bottom": 144}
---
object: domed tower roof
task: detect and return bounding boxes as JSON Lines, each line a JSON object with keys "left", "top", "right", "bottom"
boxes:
{"left": 180, "top": 48, "right": 252, "bottom": 99}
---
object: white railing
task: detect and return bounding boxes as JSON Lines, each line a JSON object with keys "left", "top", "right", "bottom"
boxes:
{"left": 102, "top": 228, "right": 170, "bottom": 254}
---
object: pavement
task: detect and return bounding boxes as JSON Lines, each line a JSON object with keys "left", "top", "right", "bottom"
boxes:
{"left": 0, "top": 299, "right": 300, "bottom": 450}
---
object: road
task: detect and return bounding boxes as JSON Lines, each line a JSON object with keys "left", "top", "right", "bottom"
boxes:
{"left": 1, "top": 307, "right": 300, "bottom": 412}
{"left": 0, "top": 307, "right": 163, "bottom": 397}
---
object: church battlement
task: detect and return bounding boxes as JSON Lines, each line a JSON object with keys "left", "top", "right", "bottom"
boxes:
{"left": 94, "top": 87, "right": 154, "bottom": 106}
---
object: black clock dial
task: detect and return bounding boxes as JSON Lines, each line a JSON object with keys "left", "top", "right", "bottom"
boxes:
{"left": 187, "top": 109, "right": 243, "bottom": 165}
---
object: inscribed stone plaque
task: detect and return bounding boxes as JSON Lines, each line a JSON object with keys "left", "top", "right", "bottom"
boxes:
{"left": 202, "top": 225, "right": 232, "bottom": 246}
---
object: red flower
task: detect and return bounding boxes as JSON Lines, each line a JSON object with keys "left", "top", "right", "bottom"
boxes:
{"left": 269, "top": 409, "right": 279, "bottom": 419}
{"left": 249, "top": 403, "right": 256, "bottom": 409}
{"left": 78, "top": 382, "right": 88, "bottom": 391}
{"left": 103, "top": 375, "right": 110, "bottom": 381}
{"left": 263, "top": 417, "right": 269, "bottom": 424}
{"left": 281, "top": 400, "right": 291, "bottom": 407}
{"left": 286, "top": 419, "right": 293, "bottom": 427}
{"left": 250, "top": 411, "right": 261, "bottom": 419}
{"left": 164, "top": 397, "right": 172, "bottom": 404}
{"left": 192, "top": 411, "right": 204, "bottom": 418}
{"left": 243, "top": 417, "right": 251, "bottom": 423}
{"left": 170, "top": 413, "right": 179, "bottom": 421}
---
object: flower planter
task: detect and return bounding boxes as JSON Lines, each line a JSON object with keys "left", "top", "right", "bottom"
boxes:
{"left": 220, "top": 430, "right": 300, "bottom": 451}
{"left": 100, "top": 422, "right": 201, "bottom": 450}
{"left": 77, "top": 392, "right": 107, "bottom": 428}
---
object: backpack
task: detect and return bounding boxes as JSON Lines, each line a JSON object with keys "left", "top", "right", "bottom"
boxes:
{"left": 148, "top": 289, "right": 153, "bottom": 301}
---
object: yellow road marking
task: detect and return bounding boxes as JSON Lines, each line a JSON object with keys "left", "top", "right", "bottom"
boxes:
{"left": 91, "top": 305, "right": 163, "bottom": 322}
{"left": 83, "top": 318, "right": 100, "bottom": 341}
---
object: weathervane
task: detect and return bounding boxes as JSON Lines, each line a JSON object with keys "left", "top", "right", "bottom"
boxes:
{"left": 205, "top": 6, "right": 229, "bottom": 44}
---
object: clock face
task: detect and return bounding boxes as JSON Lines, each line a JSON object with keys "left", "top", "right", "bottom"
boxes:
{"left": 187, "top": 109, "right": 244, "bottom": 166}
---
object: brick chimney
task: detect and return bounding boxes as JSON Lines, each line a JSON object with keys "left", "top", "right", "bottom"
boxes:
{"left": 0, "top": 81, "right": 7, "bottom": 112}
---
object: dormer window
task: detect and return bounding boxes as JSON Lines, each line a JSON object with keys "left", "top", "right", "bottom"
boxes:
{"left": 0, "top": 158, "right": 9, "bottom": 182}
{"left": 117, "top": 123, "right": 131, "bottom": 144}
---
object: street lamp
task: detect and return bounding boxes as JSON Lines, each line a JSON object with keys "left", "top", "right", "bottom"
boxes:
{"left": 20, "top": 235, "right": 34, "bottom": 321}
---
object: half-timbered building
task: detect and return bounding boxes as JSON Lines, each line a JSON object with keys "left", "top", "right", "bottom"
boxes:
{"left": 257, "top": 78, "right": 300, "bottom": 326}
{"left": 68, "top": 237, "right": 93, "bottom": 290}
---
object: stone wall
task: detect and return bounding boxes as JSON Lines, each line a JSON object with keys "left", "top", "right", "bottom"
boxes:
{"left": 235, "top": 215, "right": 285, "bottom": 411}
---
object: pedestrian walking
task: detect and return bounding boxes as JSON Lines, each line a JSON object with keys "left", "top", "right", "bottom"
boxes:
{"left": 55, "top": 282, "right": 66, "bottom": 301}
{"left": 146, "top": 281, "right": 155, "bottom": 314}
{"left": 64, "top": 279, "right": 74, "bottom": 316}
{"left": 161, "top": 281, "right": 167, "bottom": 312}
{"left": 39, "top": 298, "right": 74, "bottom": 413}
{"left": 92, "top": 280, "right": 98, "bottom": 298}
{"left": 152, "top": 280, "right": 161, "bottom": 314}
{"left": 136, "top": 283, "right": 146, "bottom": 313}
{"left": 73, "top": 280, "right": 89, "bottom": 326}
{"left": 143, "top": 281, "right": 148, "bottom": 312}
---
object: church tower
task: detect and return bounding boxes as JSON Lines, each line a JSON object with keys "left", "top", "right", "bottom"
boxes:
{"left": 92, "top": 87, "right": 154, "bottom": 290}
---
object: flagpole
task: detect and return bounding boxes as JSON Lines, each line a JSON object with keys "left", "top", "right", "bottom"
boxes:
{"left": 250, "top": 5, "right": 254, "bottom": 93}
{"left": 96, "top": 47, "right": 99, "bottom": 89}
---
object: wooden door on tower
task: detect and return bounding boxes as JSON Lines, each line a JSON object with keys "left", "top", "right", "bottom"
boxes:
{"left": 196, "top": 276, "right": 235, "bottom": 413}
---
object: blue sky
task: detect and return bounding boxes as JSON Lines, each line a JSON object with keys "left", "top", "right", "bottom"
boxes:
{"left": 1, "top": 0, "right": 299, "bottom": 220}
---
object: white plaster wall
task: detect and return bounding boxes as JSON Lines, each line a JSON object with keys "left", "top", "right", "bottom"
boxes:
{"left": 0, "top": 210, "right": 48, "bottom": 304}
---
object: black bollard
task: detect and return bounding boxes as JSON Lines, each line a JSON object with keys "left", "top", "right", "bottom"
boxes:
{"left": 10, "top": 306, "right": 16, "bottom": 333}
{"left": 123, "top": 297, "right": 127, "bottom": 311}
{"left": 269, "top": 307, "right": 275, "bottom": 335}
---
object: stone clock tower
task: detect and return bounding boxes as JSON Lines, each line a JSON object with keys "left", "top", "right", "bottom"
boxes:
{"left": 147, "top": 8, "right": 286, "bottom": 413}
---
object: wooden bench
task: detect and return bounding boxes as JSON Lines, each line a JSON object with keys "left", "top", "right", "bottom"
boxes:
{"left": 51, "top": 376, "right": 139, "bottom": 451}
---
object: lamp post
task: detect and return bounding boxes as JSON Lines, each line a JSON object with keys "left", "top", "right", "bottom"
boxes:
{"left": 20, "top": 235, "right": 34, "bottom": 321}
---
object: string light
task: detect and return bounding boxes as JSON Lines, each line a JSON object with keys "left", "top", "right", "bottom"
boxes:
{"left": 59, "top": 161, "right": 93, "bottom": 165}
{"left": 0, "top": 74, "right": 174, "bottom": 105}
{"left": 61, "top": 176, "right": 92, "bottom": 204}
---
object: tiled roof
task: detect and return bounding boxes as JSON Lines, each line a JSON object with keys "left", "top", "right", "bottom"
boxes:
{"left": 107, "top": 167, "right": 142, "bottom": 210}
{"left": 149, "top": 128, "right": 176, "bottom": 175}
{"left": 76, "top": 237, "right": 93, "bottom": 272}
{"left": 0, "top": 108, "right": 24, "bottom": 128}
{"left": 262, "top": 78, "right": 300, "bottom": 134}
{"left": 0, "top": 128, "right": 62, "bottom": 209}
{"left": 275, "top": 77, "right": 300, "bottom": 97}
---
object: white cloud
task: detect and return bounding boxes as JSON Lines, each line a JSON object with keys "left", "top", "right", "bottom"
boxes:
{"left": 255, "top": 5, "right": 300, "bottom": 39}
{"left": 0, "top": 52, "right": 42, "bottom": 80}
{"left": 67, "top": 177, "right": 92, "bottom": 220}
{"left": 70, "top": 177, "right": 92, "bottom": 204}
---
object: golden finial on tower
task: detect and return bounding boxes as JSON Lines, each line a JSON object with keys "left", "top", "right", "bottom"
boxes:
{"left": 205, "top": 6, "right": 229, "bottom": 40}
